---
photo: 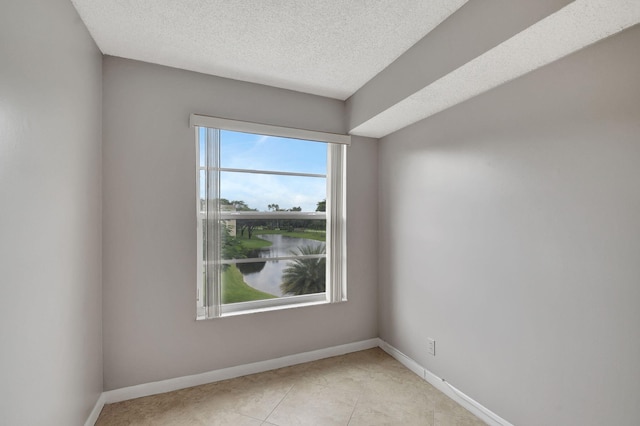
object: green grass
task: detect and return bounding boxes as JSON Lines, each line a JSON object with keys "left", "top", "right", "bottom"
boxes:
{"left": 254, "top": 229, "right": 326, "bottom": 242}
{"left": 235, "top": 233, "right": 272, "bottom": 249}
{"left": 221, "top": 264, "right": 277, "bottom": 304}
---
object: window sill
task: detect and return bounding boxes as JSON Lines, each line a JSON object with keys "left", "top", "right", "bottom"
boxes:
{"left": 221, "top": 299, "right": 328, "bottom": 318}
{"left": 196, "top": 293, "right": 346, "bottom": 320}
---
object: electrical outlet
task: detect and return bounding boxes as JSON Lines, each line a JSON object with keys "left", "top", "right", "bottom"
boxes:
{"left": 427, "top": 338, "right": 436, "bottom": 356}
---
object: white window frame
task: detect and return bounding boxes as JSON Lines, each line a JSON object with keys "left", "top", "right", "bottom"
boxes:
{"left": 191, "top": 114, "right": 349, "bottom": 319}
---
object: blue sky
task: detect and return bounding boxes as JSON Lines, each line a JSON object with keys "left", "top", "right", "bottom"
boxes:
{"left": 199, "top": 129, "right": 327, "bottom": 212}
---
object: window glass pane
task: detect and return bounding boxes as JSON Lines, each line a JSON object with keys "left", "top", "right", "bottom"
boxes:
{"left": 198, "top": 170, "right": 206, "bottom": 212}
{"left": 220, "top": 219, "right": 327, "bottom": 302}
{"left": 198, "top": 128, "right": 207, "bottom": 167}
{"left": 223, "top": 219, "right": 327, "bottom": 260}
{"left": 220, "top": 130, "right": 327, "bottom": 175}
{"left": 249, "top": 233, "right": 325, "bottom": 257}
{"left": 221, "top": 264, "right": 278, "bottom": 304}
{"left": 220, "top": 171, "right": 326, "bottom": 213}
{"left": 222, "top": 255, "right": 326, "bottom": 303}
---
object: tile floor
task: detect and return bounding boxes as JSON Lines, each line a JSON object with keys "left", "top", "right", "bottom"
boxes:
{"left": 96, "top": 348, "right": 485, "bottom": 425}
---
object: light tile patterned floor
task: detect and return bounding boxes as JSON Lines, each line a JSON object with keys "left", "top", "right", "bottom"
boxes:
{"left": 96, "top": 348, "right": 485, "bottom": 425}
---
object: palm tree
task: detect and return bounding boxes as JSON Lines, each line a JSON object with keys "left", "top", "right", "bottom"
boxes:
{"left": 280, "top": 244, "right": 326, "bottom": 295}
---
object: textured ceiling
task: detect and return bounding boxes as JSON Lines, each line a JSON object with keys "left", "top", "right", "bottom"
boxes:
{"left": 70, "top": 0, "right": 467, "bottom": 100}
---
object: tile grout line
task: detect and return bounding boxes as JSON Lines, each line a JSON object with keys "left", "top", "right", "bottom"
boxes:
{"left": 262, "top": 383, "right": 295, "bottom": 424}
{"left": 241, "top": 412, "right": 268, "bottom": 423}
{"left": 346, "top": 396, "right": 360, "bottom": 426}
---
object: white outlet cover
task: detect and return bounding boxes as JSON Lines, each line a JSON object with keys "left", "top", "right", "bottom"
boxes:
{"left": 428, "top": 338, "right": 436, "bottom": 356}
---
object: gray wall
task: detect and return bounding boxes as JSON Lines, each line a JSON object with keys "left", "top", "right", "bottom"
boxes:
{"left": 378, "top": 26, "right": 640, "bottom": 426}
{"left": 102, "top": 57, "right": 378, "bottom": 390}
{"left": 0, "top": 0, "right": 103, "bottom": 424}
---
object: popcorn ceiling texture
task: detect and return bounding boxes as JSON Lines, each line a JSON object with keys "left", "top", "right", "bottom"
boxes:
{"left": 351, "top": 0, "right": 640, "bottom": 138}
{"left": 70, "top": 0, "right": 467, "bottom": 100}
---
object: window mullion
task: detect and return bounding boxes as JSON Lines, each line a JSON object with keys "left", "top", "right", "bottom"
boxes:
{"left": 212, "top": 254, "right": 326, "bottom": 265}
{"left": 220, "top": 211, "right": 326, "bottom": 220}
{"left": 205, "top": 128, "right": 222, "bottom": 318}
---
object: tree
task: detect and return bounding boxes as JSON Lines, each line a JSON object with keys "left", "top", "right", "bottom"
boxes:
{"left": 285, "top": 206, "right": 303, "bottom": 230}
{"left": 221, "top": 223, "right": 246, "bottom": 262}
{"left": 238, "top": 219, "right": 262, "bottom": 239}
{"left": 309, "top": 199, "right": 327, "bottom": 230}
{"left": 280, "top": 245, "right": 326, "bottom": 295}
{"left": 231, "top": 200, "right": 254, "bottom": 211}
{"left": 267, "top": 203, "right": 283, "bottom": 229}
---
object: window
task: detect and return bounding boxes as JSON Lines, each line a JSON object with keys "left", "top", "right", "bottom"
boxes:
{"left": 191, "top": 114, "right": 349, "bottom": 319}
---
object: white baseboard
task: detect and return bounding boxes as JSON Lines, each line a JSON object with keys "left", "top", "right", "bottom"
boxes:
{"left": 100, "top": 338, "right": 378, "bottom": 406}
{"left": 377, "top": 338, "right": 425, "bottom": 378}
{"left": 84, "top": 393, "right": 106, "bottom": 426}
{"left": 377, "top": 338, "right": 513, "bottom": 426}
